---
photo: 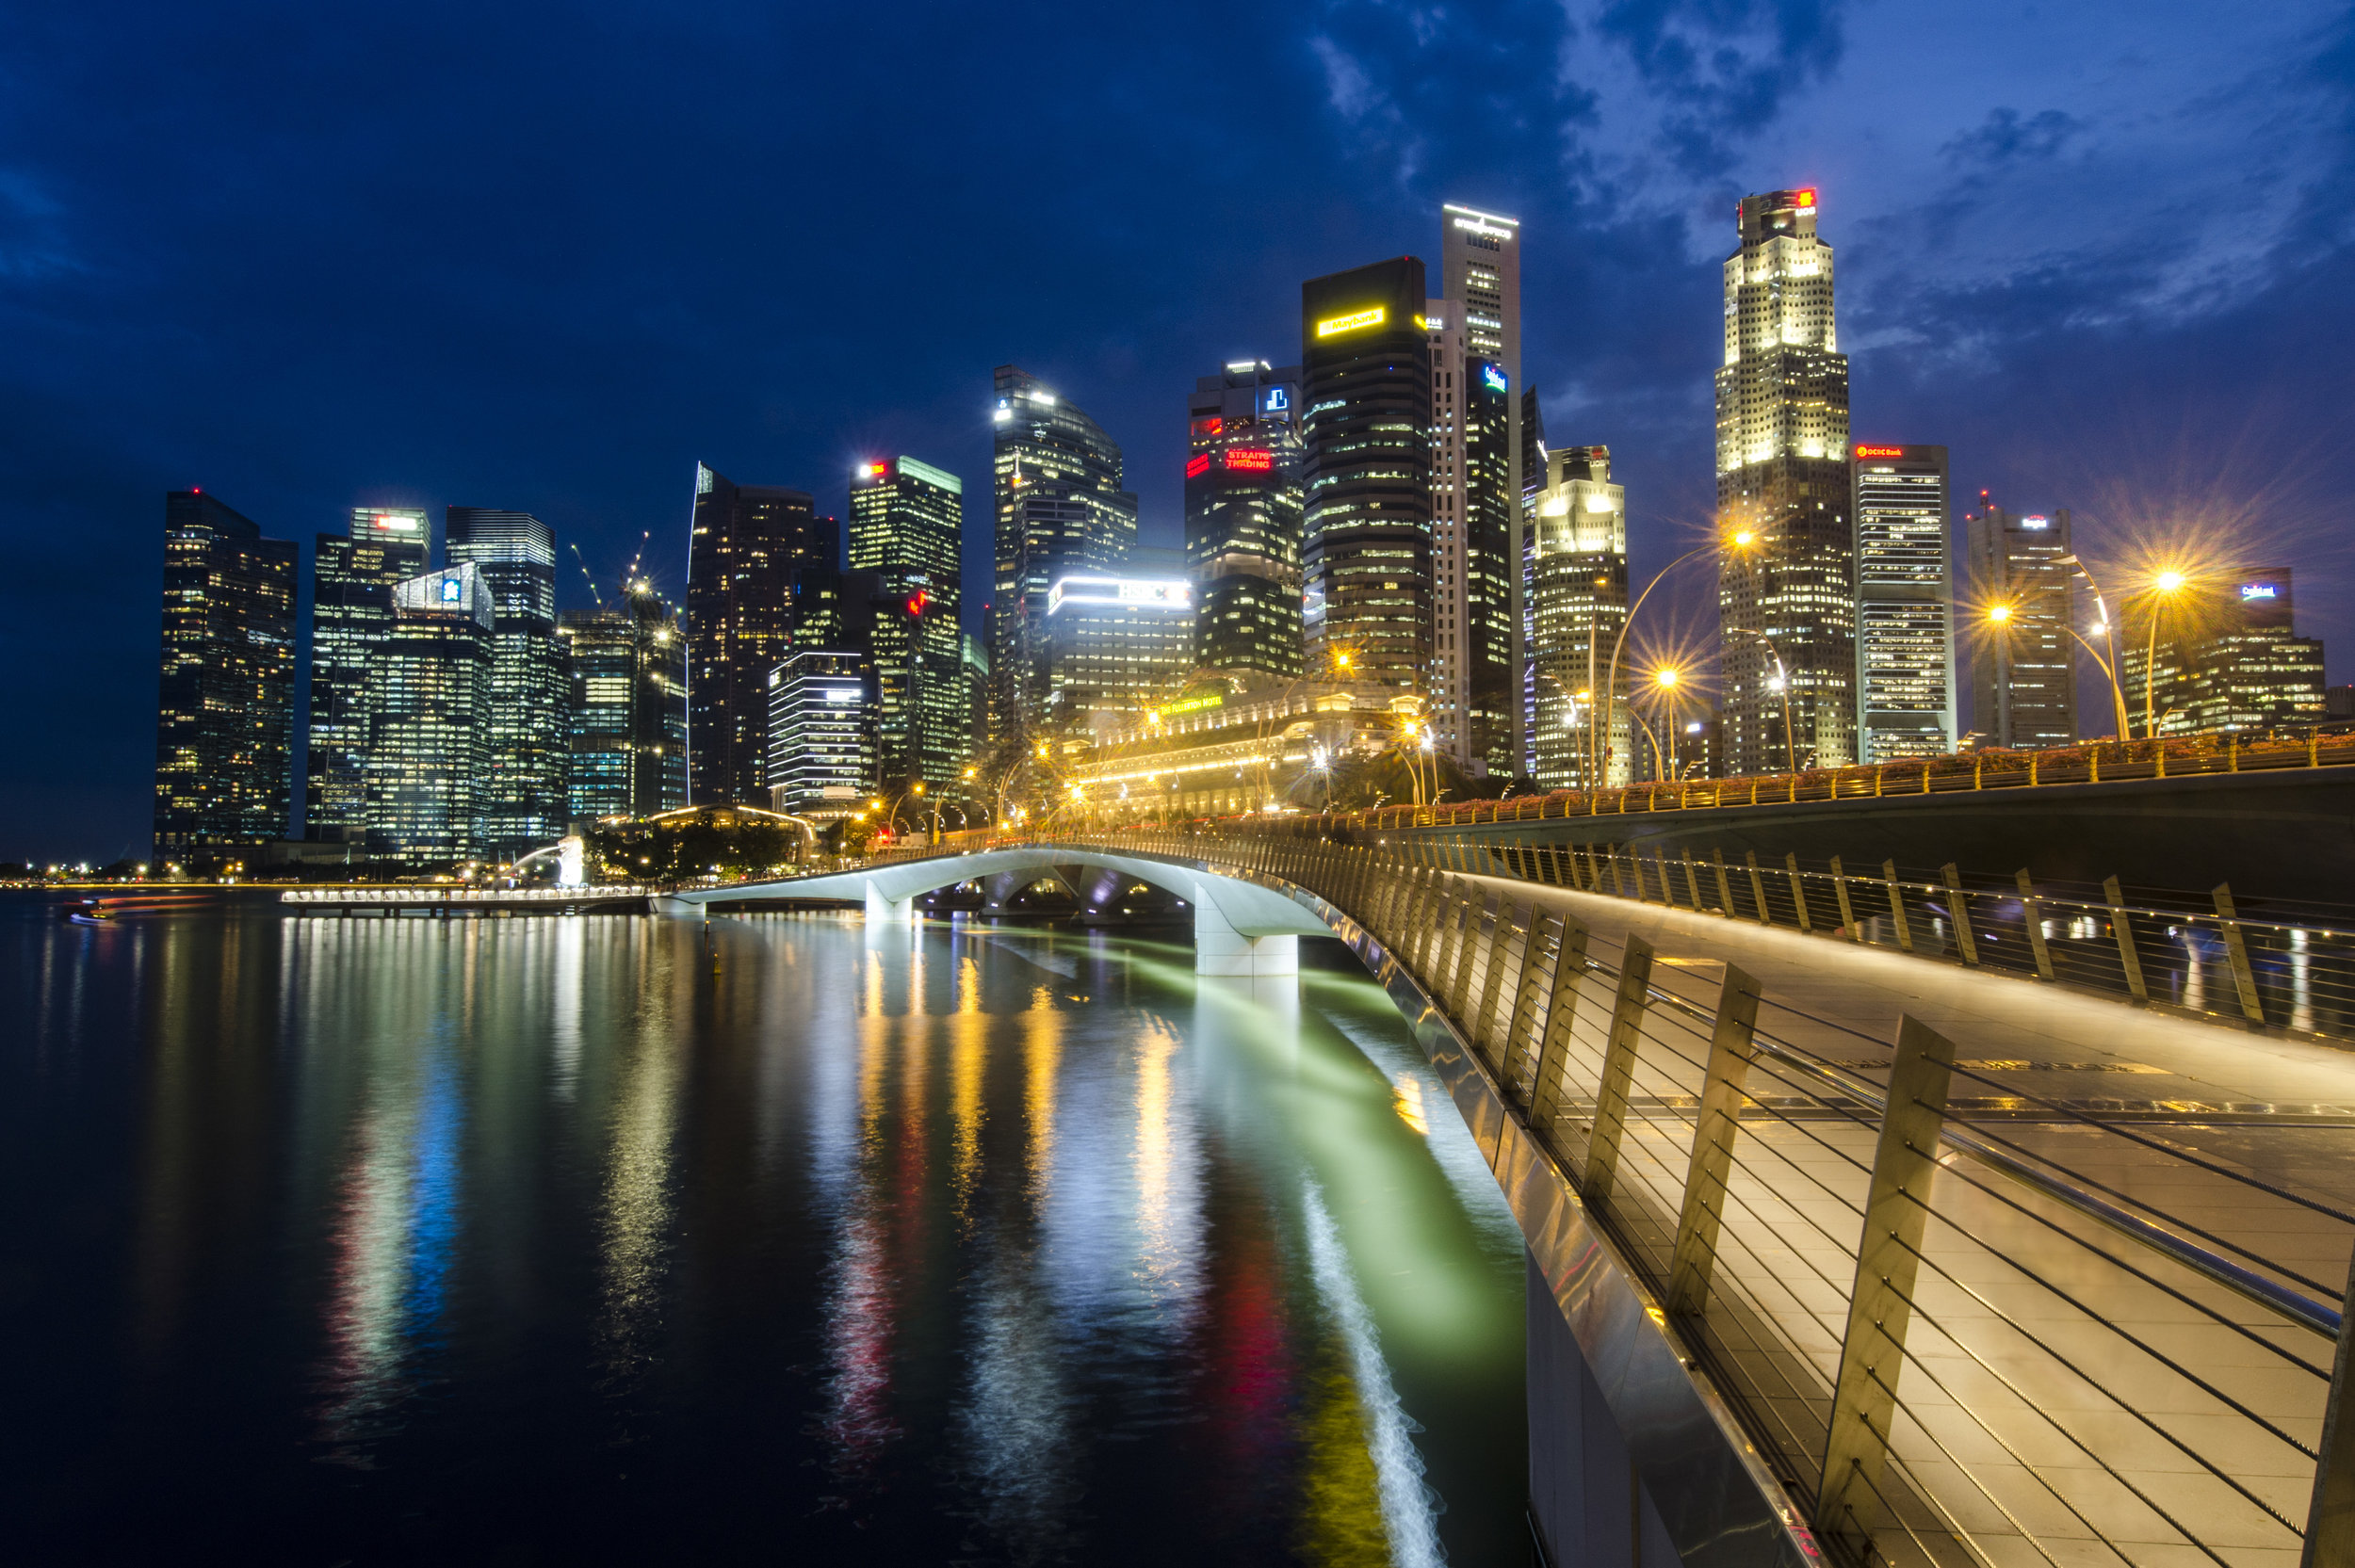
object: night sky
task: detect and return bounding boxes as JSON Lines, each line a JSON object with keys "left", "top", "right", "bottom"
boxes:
{"left": 8, "top": 0, "right": 2351, "bottom": 862}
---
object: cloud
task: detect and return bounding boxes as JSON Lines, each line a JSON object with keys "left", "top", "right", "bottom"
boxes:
{"left": 1588, "top": 0, "right": 1850, "bottom": 178}
{"left": 1940, "top": 107, "right": 2085, "bottom": 169}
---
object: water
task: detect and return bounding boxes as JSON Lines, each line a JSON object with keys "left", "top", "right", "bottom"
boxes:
{"left": 3, "top": 902, "right": 1529, "bottom": 1565}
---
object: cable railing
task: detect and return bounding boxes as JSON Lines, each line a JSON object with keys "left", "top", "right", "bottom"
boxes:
{"left": 1050, "top": 826, "right": 2355, "bottom": 1568}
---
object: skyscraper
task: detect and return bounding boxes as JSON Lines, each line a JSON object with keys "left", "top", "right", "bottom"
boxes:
{"left": 1715, "top": 188, "right": 1855, "bottom": 775}
{"left": 991, "top": 366, "right": 1138, "bottom": 735}
{"left": 154, "top": 490, "right": 298, "bottom": 863}
{"left": 1965, "top": 504, "right": 2077, "bottom": 748}
{"left": 2121, "top": 568, "right": 2325, "bottom": 736}
{"left": 765, "top": 650, "right": 874, "bottom": 816}
{"left": 557, "top": 581, "right": 688, "bottom": 822}
{"left": 1301, "top": 257, "right": 1434, "bottom": 694}
{"left": 307, "top": 507, "right": 430, "bottom": 836}
{"left": 1852, "top": 445, "right": 1957, "bottom": 761}
{"left": 1042, "top": 570, "right": 1196, "bottom": 732}
{"left": 850, "top": 456, "right": 968, "bottom": 785}
{"left": 1520, "top": 384, "right": 1547, "bottom": 774}
{"left": 447, "top": 508, "right": 569, "bottom": 856}
{"left": 1186, "top": 360, "right": 1304, "bottom": 680}
{"left": 1529, "top": 447, "right": 1630, "bottom": 790}
{"left": 366, "top": 563, "right": 495, "bottom": 863}
{"left": 1438, "top": 202, "right": 1525, "bottom": 774}
{"left": 688, "top": 464, "right": 831, "bottom": 805}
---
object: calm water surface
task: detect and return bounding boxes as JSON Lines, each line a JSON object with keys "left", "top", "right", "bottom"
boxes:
{"left": 4, "top": 902, "right": 1527, "bottom": 1565}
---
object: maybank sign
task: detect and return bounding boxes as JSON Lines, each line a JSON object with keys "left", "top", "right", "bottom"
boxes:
{"left": 1046, "top": 575, "right": 1193, "bottom": 616}
{"left": 1315, "top": 306, "right": 1385, "bottom": 338}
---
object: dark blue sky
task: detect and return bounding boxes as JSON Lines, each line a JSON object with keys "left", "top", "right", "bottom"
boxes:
{"left": 8, "top": 0, "right": 2353, "bottom": 861}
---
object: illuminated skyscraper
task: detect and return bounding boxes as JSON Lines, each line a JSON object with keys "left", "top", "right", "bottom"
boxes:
{"left": 1529, "top": 447, "right": 1629, "bottom": 790}
{"left": 153, "top": 490, "right": 297, "bottom": 863}
{"left": 1435, "top": 203, "right": 1524, "bottom": 776}
{"left": 2120, "top": 568, "right": 2324, "bottom": 736}
{"left": 1851, "top": 445, "right": 1957, "bottom": 761}
{"left": 558, "top": 582, "right": 687, "bottom": 821}
{"left": 447, "top": 507, "right": 569, "bottom": 855}
{"left": 1715, "top": 188, "right": 1855, "bottom": 774}
{"left": 765, "top": 650, "right": 874, "bottom": 816}
{"left": 688, "top": 464, "right": 831, "bottom": 805}
{"left": 1965, "top": 504, "right": 2076, "bottom": 748}
{"left": 850, "top": 456, "right": 968, "bottom": 785}
{"left": 1186, "top": 360, "right": 1303, "bottom": 680}
{"left": 1043, "top": 570, "right": 1195, "bottom": 731}
{"left": 992, "top": 366, "right": 1138, "bottom": 735}
{"left": 366, "top": 564, "right": 494, "bottom": 863}
{"left": 1301, "top": 257, "right": 1434, "bottom": 695}
{"left": 307, "top": 506, "right": 429, "bottom": 836}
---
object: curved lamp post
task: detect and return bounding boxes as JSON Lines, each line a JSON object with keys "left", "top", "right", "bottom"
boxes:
{"left": 1597, "top": 533, "right": 1755, "bottom": 787}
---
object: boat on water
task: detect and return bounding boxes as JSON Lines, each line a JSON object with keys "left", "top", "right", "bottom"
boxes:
{"left": 63, "top": 899, "right": 115, "bottom": 927}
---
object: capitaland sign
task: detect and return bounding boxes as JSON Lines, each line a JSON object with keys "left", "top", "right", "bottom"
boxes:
{"left": 1315, "top": 306, "right": 1385, "bottom": 338}
{"left": 1046, "top": 576, "right": 1194, "bottom": 615}
{"left": 2242, "top": 583, "right": 2280, "bottom": 600}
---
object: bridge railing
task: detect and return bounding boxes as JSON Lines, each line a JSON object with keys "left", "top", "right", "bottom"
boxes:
{"left": 1059, "top": 827, "right": 2355, "bottom": 1568}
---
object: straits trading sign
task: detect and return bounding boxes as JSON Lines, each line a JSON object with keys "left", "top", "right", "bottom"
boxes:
{"left": 1315, "top": 306, "right": 1385, "bottom": 338}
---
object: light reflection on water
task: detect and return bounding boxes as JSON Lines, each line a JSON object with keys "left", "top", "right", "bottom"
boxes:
{"left": 5, "top": 904, "right": 1527, "bottom": 1565}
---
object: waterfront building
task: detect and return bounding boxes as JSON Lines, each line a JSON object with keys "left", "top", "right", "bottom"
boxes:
{"left": 1715, "top": 188, "right": 1855, "bottom": 775}
{"left": 1301, "top": 257, "right": 1435, "bottom": 693}
{"left": 1043, "top": 569, "right": 1196, "bottom": 733}
{"left": 1852, "top": 445, "right": 1957, "bottom": 762}
{"left": 557, "top": 580, "right": 687, "bottom": 822}
{"left": 1965, "top": 503, "right": 2077, "bottom": 748}
{"left": 153, "top": 490, "right": 298, "bottom": 862}
{"left": 850, "top": 456, "right": 968, "bottom": 786}
{"left": 992, "top": 366, "right": 1138, "bottom": 736}
{"left": 688, "top": 464, "right": 831, "bottom": 806}
{"left": 447, "top": 508, "right": 569, "bottom": 856}
{"left": 2121, "top": 567, "right": 2326, "bottom": 736}
{"left": 765, "top": 650, "right": 875, "bottom": 816}
{"left": 1186, "top": 360, "right": 1304, "bottom": 680}
{"left": 307, "top": 506, "right": 429, "bottom": 836}
{"left": 366, "top": 564, "right": 495, "bottom": 863}
{"left": 1437, "top": 202, "right": 1525, "bottom": 775}
{"left": 1529, "top": 447, "right": 1630, "bottom": 790}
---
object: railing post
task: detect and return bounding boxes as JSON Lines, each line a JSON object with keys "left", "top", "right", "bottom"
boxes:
{"left": 1744, "top": 850, "right": 1770, "bottom": 926}
{"left": 1501, "top": 912, "right": 1562, "bottom": 1100}
{"left": 1666, "top": 962, "right": 1764, "bottom": 1317}
{"left": 2015, "top": 869, "right": 2055, "bottom": 981}
{"left": 1879, "top": 862, "right": 1916, "bottom": 951}
{"left": 1712, "top": 849, "right": 1736, "bottom": 919}
{"left": 1579, "top": 933, "right": 1654, "bottom": 1205}
{"left": 1681, "top": 849, "right": 1706, "bottom": 912}
{"left": 1448, "top": 893, "right": 1491, "bottom": 1022}
{"left": 1939, "top": 864, "right": 1977, "bottom": 965}
{"left": 1474, "top": 903, "right": 1528, "bottom": 1072}
{"left": 2212, "top": 882, "right": 2266, "bottom": 1026}
{"left": 1608, "top": 844, "right": 1630, "bottom": 898}
{"left": 2105, "top": 876, "right": 2150, "bottom": 1003}
{"left": 1817, "top": 1014, "right": 1958, "bottom": 1553}
{"left": 1526, "top": 913, "right": 1595, "bottom": 1131}
{"left": 2303, "top": 1265, "right": 2355, "bottom": 1566}
{"left": 1786, "top": 852, "right": 1814, "bottom": 933}
{"left": 1830, "top": 854, "right": 1859, "bottom": 940}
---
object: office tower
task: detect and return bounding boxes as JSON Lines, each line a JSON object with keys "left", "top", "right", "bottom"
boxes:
{"left": 1301, "top": 257, "right": 1435, "bottom": 693}
{"left": 765, "top": 651, "right": 875, "bottom": 815}
{"left": 1424, "top": 299, "right": 1516, "bottom": 776}
{"left": 962, "top": 632, "right": 992, "bottom": 751}
{"left": 688, "top": 464, "right": 830, "bottom": 805}
{"left": 1715, "top": 188, "right": 1855, "bottom": 775}
{"left": 1852, "top": 445, "right": 1957, "bottom": 761}
{"left": 557, "top": 581, "right": 688, "bottom": 822}
{"left": 308, "top": 507, "right": 430, "bottom": 835}
{"left": 992, "top": 366, "right": 1139, "bottom": 735}
{"left": 1520, "top": 384, "right": 1547, "bottom": 774}
{"left": 1042, "top": 570, "right": 1195, "bottom": 731}
{"left": 1529, "top": 447, "right": 1630, "bottom": 790}
{"left": 850, "top": 456, "right": 968, "bottom": 786}
{"left": 1439, "top": 202, "right": 1525, "bottom": 773}
{"left": 153, "top": 490, "right": 298, "bottom": 862}
{"left": 446, "top": 508, "right": 568, "bottom": 857}
{"left": 2121, "top": 568, "right": 2326, "bottom": 736}
{"left": 1186, "top": 360, "right": 1305, "bottom": 680}
{"left": 1965, "top": 504, "right": 2077, "bottom": 748}
{"left": 366, "top": 564, "right": 494, "bottom": 863}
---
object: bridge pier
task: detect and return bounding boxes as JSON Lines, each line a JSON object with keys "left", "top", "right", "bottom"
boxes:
{"left": 1527, "top": 1256, "right": 1681, "bottom": 1568}
{"left": 1192, "top": 897, "right": 1297, "bottom": 977}
{"left": 864, "top": 884, "right": 915, "bottom": 925}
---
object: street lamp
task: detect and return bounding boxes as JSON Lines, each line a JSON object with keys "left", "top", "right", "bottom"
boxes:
{"left": 2140, "top": 569, "right": 2190, "bottom": 739}
{"left": 1597, "top": 531, "right": 1757, "bottom": 788}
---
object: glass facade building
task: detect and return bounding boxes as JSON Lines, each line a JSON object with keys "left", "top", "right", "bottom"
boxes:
{"left": 307, "top": 506, "right": 429, "bottom": 836}
{"left": 1852, "top": 445, "right": 1957, "bottom": 761}
{"left": 850, "top": 456, "right": 968, "bottom": 786}
{"left": 688, "top": 464, "right": 831, "bottom": 806}
{"left": 1965, "top": 504, "right": 2078, "bottom": 748}
{"left": 557, "top": 584, "right": 688, "bottom": 823}
{"left": 154, "top": 490, "right": 298, "bottom": 860}
{"left": 1185, "top": 360, "right": 1304, "bottom": 681}
{"left": 1529, "top": 447, "right": 1631, "bottom": 790}
{"left": 447, "top": 507, "right": 569, "bottom": 856}
{"left": 365, "top": 563, "right": 495, "bottom": 863}
{"left": 765, "top": 650, "right": 875, "bottom": 815}
{"left": 2122, "top": 568, "right": 2326, "bottom": 736}
{"left": 1043, "top": 573, "right": 1196, "bottom": 731}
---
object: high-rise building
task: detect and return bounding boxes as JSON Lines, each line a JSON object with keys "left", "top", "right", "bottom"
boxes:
{"left": 1529, "top": 447, "right": 1631, "bottom": 790}
{"left": 153, "top": 490, "right": 298, "bottom": 862}
{"left": 1520, "top": 384, "right": 1547, "bottom": 775}
{"left": 1186, "top": 360, "right": 1304, "bottom": 681}
{"left": 2121, "top": 568, "right": 2326, "bottom": 736}
{"left": 1852, "top": 445, "right": 1957, "bottom": 762}
{"left": 557, "top": 582, "right": 688, "bottom": 822}
{"left": 446, "top": 508, "right": 569, "bottom": 856}
{"left": 850, "top": 456, "right": 968, "bottom": 786}
{"left": 1301, "top": 257, "right": 1435, "bottom": 696}
{"left": 688, "top": 464, "right": 831, "bottom": 806}
{"left": 991, "top": 366, "right": 1138, "bottom": 736}
{"left": 961, "top": 632, "right": 993, "bottom": 752}
{"left": 765, "top": 650, "right": 875, "bottom": 816}
{"left": 1437, "top": 202, "right": 1525, "bottom": 776}
{"left": 307, "top": 507, "right": 430, "bottom": 836}
{"left": 1715, "top": 188, "right": 1855, "bottom": 775}
{"left": 1042, "top": 571, "right": 1196, "bottom": 732}
{"left": 1965, "top": 504, "right": 2077, "bottom": 749}
{"left": 366, "top": 564, "right": 495, "bottom": 863}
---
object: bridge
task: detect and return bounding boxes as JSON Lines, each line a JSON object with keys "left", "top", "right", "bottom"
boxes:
{"left": 659, "top": 823, "right": 2355, "bottom": 1568}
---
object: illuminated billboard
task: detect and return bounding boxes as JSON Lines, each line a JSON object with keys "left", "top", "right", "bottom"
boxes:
{"left": 1481, "top": 364, "right": 1507, "bottom": 394}
{"left": 1184, "top": 453, "right": 1210, "bottom": 477}
{"left": 1315, "top": 306, "right": 1385, "bottom": 338}
{"left": 1853, "top": 445, "right": 1903, "bottom": 459}
{"left": 1046, "top": 575, "right": 1193, "bottom": 616}
{"left": 1224, "top": 448, "right": 1272, "bottom": 472}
